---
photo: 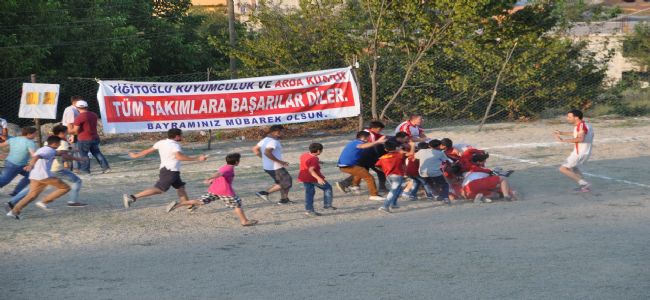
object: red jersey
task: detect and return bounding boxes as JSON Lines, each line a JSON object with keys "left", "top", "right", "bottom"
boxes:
{"left": 375, "top": 151, "right": 406, "bottom": 176}
{"left": 395, "top": 121, "right": 424, "bottom": 138}
{"left": 298, "top": 152, "right": 324, "bottom": 183}
{"left": 405, "top": 155, "right": 420, "bottom": 177}
{"left": 444, "top": 148, "right": 461, "bottom": 161}
{"left": 363, "top": 129, "right": 384, "bottom": 142}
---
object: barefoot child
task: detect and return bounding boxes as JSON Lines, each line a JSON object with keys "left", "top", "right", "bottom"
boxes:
{"left": 166, "top": 153, "right": 258, "bottom": 227}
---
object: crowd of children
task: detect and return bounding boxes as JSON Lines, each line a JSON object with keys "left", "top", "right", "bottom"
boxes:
{"left": 1, "top": 112, "right": 535, "bottom": 224}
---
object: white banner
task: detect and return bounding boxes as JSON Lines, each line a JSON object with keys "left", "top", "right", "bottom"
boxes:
{"left": 19, "top": 83, "right": 60, "bottom": 119}
{"left": 96, "top": 67, "right": 360, "bottom": 134}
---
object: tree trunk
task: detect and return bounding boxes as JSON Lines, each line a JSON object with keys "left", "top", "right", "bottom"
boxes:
{"left": 478, "top": 41, "right": 518, "bottom": 132}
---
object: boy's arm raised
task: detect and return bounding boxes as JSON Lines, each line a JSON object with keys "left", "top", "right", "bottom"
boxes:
{"left": 128, "top": 147, "right": 156, "bottom": 159}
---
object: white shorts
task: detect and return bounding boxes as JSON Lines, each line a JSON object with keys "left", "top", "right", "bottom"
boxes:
{"left": 562, "top": 151, "right": 591, "bottom": 169}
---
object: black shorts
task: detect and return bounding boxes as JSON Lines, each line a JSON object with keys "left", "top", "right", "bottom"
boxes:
{"left": 264, "top": 168, "right": 292, "bottom": 189}
{"left": 154, "top": 168, "right": 186, "bottom": 192}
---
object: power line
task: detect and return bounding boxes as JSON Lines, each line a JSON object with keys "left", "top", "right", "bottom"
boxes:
{"left": 0, "top": 30, "right": 194, "bottom": 50}
{"left": 0, "top": 2, "right": 147, "bottom": 15}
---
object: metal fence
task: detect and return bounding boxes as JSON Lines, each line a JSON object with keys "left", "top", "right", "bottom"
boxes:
{"left": 0, "top": 60, "right": 648, "bottom": 134}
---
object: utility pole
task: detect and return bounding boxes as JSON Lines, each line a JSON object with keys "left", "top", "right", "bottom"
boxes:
{"left": 207, "top": 68, "right": 213, "bottom": 150}
{"left": 227, "top": 0, "right": 238, "bottom": 79}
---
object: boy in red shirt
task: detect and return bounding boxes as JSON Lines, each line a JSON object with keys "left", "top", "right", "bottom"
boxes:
{"left": 166, "top": 153, "right": 257, "bottom": 226}
{"left": 298, "top": 143, "right": 334, "bottom": 216}
{"left": 375, "top": 140, "right": 415, "bottom": 212}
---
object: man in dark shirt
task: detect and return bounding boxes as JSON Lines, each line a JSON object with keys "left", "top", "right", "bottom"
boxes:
{"left": 70, "top": 100, "right": 110, "bottom": 174}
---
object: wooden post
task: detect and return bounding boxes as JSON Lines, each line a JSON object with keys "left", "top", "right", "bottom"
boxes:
{"left": 31, "top": 74, "right": 42, "bottom": 146}
{"left": 350, "top": 56, "right": 364, "bottom": 131}
{"left": 207, "top": 68, "right": 213, "bottom": 150}
{"left": 227, "top": 0, "right": 238, "bottom": 79}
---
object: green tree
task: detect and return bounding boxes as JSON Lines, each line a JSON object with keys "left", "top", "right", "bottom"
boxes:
{"left": 623, "top": 22, "right": 650, "bottom": 70}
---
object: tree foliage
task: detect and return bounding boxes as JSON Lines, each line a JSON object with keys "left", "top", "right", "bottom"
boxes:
{"left": 623, "top": 22, "right": 650, "bottom": 70}
{"left": 231, "top": 0, "right": 610, "bottom": 121}
{"left": 0, "top": 0, "right": 229, "bottom": 78}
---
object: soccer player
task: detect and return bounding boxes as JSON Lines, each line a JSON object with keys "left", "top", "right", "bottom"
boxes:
{"left": 122, "top": 128, "right": 207, "bottom": 208}
{"left": 554, "top": 109, "right": 594, "bottom": 192}
{"left": 395, "top": 113, "right": 428, "bottom": 142}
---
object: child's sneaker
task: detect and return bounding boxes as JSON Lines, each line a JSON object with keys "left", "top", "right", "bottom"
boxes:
{"left": 6, "top": 211, "right": 20, "bottom": 220}
{"left": 335, "top": 182, "right": 350, "bottom": 193}
{"left": 122, "top": 194, "right": 135, "bottom": 208}
{"left": 349, "top": 186, "right": 361, "bottom": 195}
{"left": 304, "top": 211, "right": 322, "bottom": 217}
{"left": 378, "top": 207, "right": 391, "bottom": 213}
{"left": 323, "top": 206, "right": 337, "bottom": 210}
{"left": 255, "top": 191, "right": 270, "bottom": 202}
{"left": 35, "top": 202, "right": 51, "bottom": 211}
{"left": 368, "top": 195, "right": 384, "bottom": 201}
{"left": 277, "top": 199, "right": 293, "bottom": 205}
{"left": 391, "top": 205, "right": 400, "bottom": 209}
{"left": 165, "top": 201, "right": 178, "bottom": 213}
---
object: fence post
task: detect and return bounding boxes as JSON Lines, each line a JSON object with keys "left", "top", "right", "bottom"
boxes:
{"left": 30, "top": 74, "right": 42, "bottom": 146}
{"left": 350, "top": 56, "right": 364, "bottom": 131}
{"left": 207, "top": 68, "right": 213, "bottom": 150}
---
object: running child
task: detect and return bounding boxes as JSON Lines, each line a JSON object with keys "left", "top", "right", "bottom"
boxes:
{"left": 252, "top": 125, "right": 293, "bottom": 204}
{"left": 122, "top": 128, "right": 207, "bottom": 208}
{"left": 6, "top": 136, "right": 80, "bottom": 219}
{"left": 166, "top": 153, "right": 258, "bottom": 226}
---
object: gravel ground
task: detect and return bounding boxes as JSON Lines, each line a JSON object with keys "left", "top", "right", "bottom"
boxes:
{"left": 1, "top": 117, "right": 649, "bottom": 299}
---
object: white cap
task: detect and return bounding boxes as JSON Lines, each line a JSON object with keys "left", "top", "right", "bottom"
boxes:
{"left": 75, "top": 100, "right": 88, "bottom": 108}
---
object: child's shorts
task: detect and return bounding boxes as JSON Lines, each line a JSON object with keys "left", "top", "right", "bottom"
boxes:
{"left": 201, "top": 193, "right": 242, "bottom": 208}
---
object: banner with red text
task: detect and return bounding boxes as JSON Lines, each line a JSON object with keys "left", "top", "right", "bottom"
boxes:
{"left": 96, "top": 67, "right": 360, "bottom": 134}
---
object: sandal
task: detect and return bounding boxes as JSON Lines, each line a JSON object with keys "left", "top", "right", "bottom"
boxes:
{"left": 242, "top": 220, "right": 258, "bottom": 227}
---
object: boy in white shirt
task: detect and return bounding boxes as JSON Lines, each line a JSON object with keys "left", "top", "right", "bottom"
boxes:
{"left": 251, "top": 125, "right": 293, "bottom": 205}
{"left": 122, "top": 128, "right": 207, "bottom": 208}
{"left": 6, "top": 136, "right": 79, "bottom": 220}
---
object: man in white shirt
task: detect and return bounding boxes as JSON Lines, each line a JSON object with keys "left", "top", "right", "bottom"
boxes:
{"left": 252, "top": 125, "right": 293, "bottom": 204}
{"left": 0, "top": 117, "right": 8, "bottom": 142}
{"left": 61, "top": 95, "right": 81, "bottom": 171}
{"left": 554, "top": 109, "right": 594, "bottom": 192}
{"left": 122, "top": 128, "right": 207, "bottom": 208}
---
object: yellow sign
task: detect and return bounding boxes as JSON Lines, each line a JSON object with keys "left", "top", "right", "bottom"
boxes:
{"left": 43, "top": 92, "right": 57, "bottom": 105}
{"left": 25, "top": 92, "right": 40, "bottom": 105}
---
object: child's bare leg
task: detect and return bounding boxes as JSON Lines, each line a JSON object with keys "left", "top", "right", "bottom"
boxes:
{"left": 175, "top": 199, "right": 204, "bottom": 208}
{"left": 267, "top": 184, "right": 281, "bottom": 194}
{"left": 559, "top": 166, "right": 582, "bottom": 184}
{"left": 176, "top": 187, "right": 190, "bottom": 202}
{"left": 234, "top": 207, "right": 249, "bottom": 224}
{"left": 499, "top": 178, "right": 511, "bottom": 198}
{"left": 134, "top": 188, "right": 163, "bottom": 200}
